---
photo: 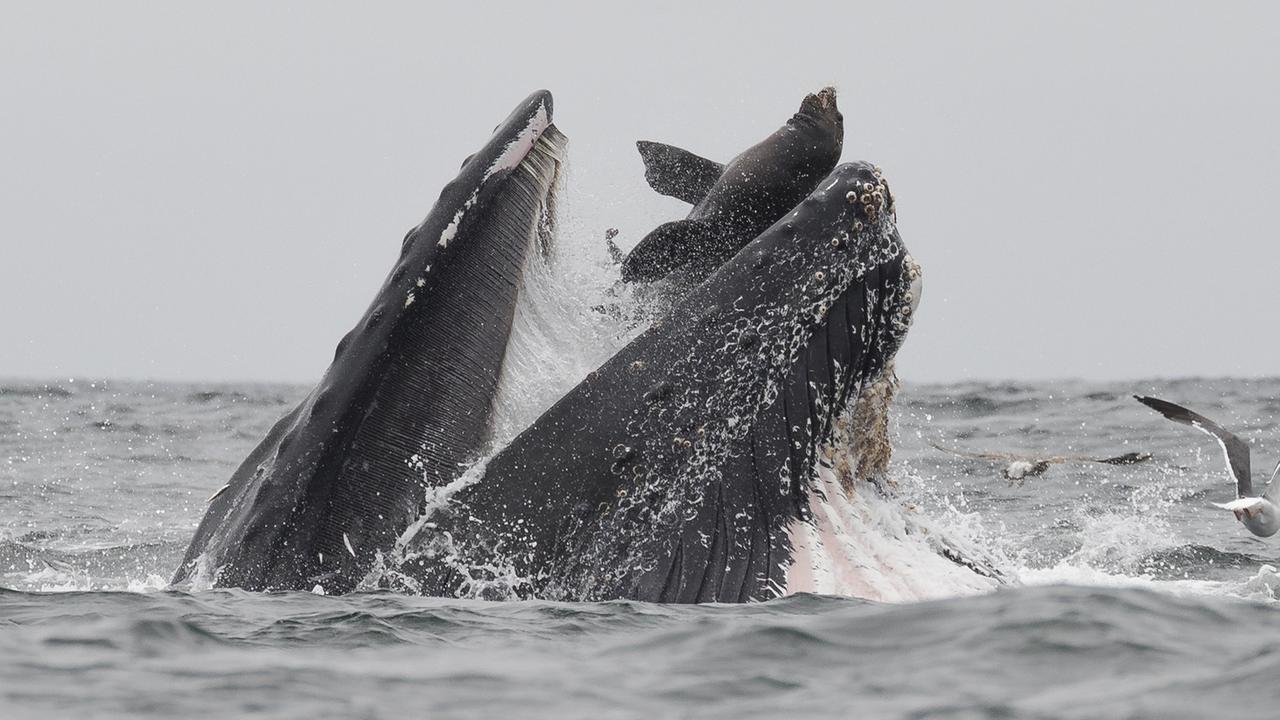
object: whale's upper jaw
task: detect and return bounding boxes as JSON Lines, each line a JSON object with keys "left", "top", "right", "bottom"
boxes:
{"left": 624, "top": 161, "right": 919, "bottom": 601}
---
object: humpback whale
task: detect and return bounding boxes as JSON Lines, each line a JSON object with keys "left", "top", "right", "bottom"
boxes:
{"left": 391, "top": 162, "right": 930, "bottom": 602}
{"left": 175, "top": 89, "right": 988, "bottom": 601}
{"left": 620, "top": 87, "right": 844, "bottom": 286}
{"left": 173, "top": 90, "right": 567, "bottom": 592}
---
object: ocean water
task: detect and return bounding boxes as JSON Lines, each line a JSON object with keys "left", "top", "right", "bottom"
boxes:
{"left": 5, "top": 377, "right": 1280, "bottom": 718}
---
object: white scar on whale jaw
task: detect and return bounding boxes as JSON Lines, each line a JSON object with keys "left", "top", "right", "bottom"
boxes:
{"left": 437, "top": 100, "right": 552, "bottom": 249}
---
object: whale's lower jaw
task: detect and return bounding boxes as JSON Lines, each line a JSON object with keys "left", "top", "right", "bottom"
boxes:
{"left": 772, "top": 356, "right": 1003, "bottom": 603}
{"left": 172, "top": 92, "right": 567, "bottom": 594}
{"left": 783, "top": 443, "right": 1004, "bottom": 603}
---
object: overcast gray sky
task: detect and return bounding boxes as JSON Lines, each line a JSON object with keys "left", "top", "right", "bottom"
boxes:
{"left": 2, "top": 2, "right": 1278, "bottom": 384}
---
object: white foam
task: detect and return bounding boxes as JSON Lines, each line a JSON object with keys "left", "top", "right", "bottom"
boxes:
{"left": 486, "top": 169, "right": 644, "bottom": 446}
{"left": 907, "top": 462, "right": 1280, "bottom": 606}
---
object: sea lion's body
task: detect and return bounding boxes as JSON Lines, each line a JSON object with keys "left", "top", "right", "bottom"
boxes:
{"left": 621, "top": 87, "right": 844, "bottom": 285}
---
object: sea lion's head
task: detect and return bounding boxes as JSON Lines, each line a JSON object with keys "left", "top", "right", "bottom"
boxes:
{"left": 795, "top": 86, "right": 843, "bottom": 148}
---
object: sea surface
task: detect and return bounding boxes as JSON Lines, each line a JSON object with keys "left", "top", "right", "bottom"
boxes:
{"left": 4, "top": 377, "right": 1280, "bottom": 718}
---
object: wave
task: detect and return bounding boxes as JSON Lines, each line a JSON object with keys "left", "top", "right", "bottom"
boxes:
{"left": 1, "top": 584, "right": 1277, "bottom": 718}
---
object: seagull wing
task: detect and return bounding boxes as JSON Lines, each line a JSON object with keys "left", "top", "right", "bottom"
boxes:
{"left": 928, "top": 441, "right": 1028, "bottom": 462}
{"left": 1016, "top": 454, "right": 1076, "bottom": 465}
{"left": 1264, "top": 458, "right": 1280, "bottom": 502}
{"left": 1037, "top": 452, "right": 1153, "bottom": 466}
{"left": 1134, "top": 395, "right": 1253, "bottom": 497}
{"left": 1092, "top": 452, "right": 1154, "bottom": 466}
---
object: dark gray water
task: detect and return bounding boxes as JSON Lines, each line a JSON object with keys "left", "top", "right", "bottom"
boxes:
{"left": 4, "top": 378, "right": 1280, "bottom": 718}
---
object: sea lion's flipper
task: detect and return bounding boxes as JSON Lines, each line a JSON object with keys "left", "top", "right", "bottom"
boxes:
{"left": 620, "top": 218, "right": 718, "bottom": 283}
{"left": 636, "top": 141, "right": 724, "bottom": 205}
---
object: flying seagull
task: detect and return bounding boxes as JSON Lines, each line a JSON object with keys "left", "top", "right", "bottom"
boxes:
{"left": 1134, "top": 395, "right": 1280, "bottom": 537}
{"left": 928, "top": 441, "right": 1151, "bottom": 485}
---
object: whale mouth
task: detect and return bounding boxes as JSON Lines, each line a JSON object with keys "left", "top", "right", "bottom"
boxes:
{"left": 382, "top": 161, "right": 926, "bottom": 603}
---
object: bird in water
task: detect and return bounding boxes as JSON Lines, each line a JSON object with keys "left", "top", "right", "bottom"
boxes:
{"left": 1135, "top": 395, "right": 1280, "bottom": 537}
{"left": 928, "top": 441, "right": 1151, "bottom": 485}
